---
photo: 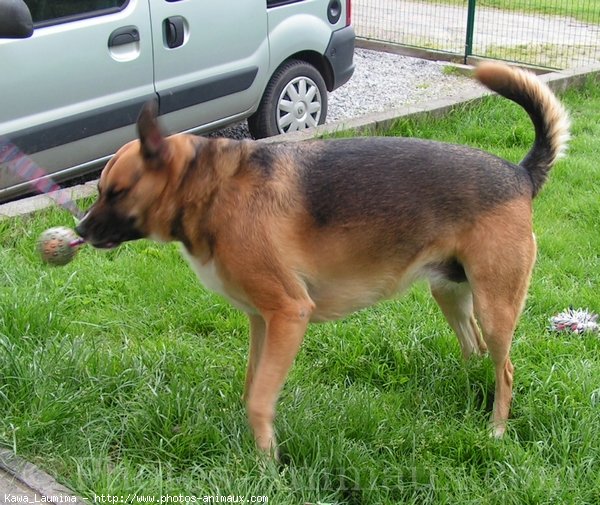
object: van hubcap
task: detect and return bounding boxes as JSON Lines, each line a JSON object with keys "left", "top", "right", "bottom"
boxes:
{"left": 277, "top": 76, "right": 322, "bottom": 133}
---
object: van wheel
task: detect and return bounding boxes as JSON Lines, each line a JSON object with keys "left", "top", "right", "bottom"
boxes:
{"left": 248, "top": 59, "right": 328, "bottom": 139}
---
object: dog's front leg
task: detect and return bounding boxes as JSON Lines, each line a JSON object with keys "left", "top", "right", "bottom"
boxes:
{"left": 245, "top": 301, "right": 313, "bottom": 457}
{"left": 243, "top": 314, "right": 266, "bottom": 402}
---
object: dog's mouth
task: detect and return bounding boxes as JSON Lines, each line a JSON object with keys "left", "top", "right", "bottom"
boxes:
{"left": 76, "top": 213, "right": 143, "bottom": 250}
{"left": 90, "top": 240, "right": 120, "bottom": 250}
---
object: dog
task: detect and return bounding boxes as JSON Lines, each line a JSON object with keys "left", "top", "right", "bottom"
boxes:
{"left": 76, "top": 62, "right": 569, "bottom": 456}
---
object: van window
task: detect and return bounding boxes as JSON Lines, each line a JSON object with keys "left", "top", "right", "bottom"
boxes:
{"left": 24, "top": 0, "right": 128, "bottom": 26}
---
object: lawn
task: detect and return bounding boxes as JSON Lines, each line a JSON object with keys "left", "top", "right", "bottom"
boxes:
{"left": 1, "top": 78, "right": 599, "bottom": 504}
{"left": 430, "top": 0, "right": 600, "bottom": 24}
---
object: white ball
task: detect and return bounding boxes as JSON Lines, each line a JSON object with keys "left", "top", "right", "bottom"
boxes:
{"left": 38, "top": 226, "right": 79, "bottom": 266}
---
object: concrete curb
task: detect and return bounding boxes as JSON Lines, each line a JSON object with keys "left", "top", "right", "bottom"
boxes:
{"left": 0, "top": 181, "right": 97, "bottom": 219}
{"left": 0, "top": 448, "right": 87, "bottom": 503}
{"left": 1, "top": 63, "right": 599, "bottom": 220}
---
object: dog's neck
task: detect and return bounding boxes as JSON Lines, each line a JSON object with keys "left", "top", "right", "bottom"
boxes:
{"left": 151, "top": 135, "right": 249, "bottom": 261}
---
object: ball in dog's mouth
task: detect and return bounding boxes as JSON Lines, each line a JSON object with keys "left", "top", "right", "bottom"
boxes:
{"left": 38, "top": 227, "right": 84, "bottom": 265}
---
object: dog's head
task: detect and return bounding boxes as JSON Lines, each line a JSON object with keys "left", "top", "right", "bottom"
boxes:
{"left": 76, "top": 101, "right": 174, "bottom": 248}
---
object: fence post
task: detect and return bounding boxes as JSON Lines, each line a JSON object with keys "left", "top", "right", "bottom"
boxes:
{"left": 465, "top": 0, "right": 476, "bottom": 64}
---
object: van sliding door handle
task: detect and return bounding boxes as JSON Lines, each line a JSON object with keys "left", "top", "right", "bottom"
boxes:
{"left": 164, "top": 16, "right": 185, "bottom": 49}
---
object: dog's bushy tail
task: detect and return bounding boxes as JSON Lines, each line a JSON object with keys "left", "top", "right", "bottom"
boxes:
{"left": 475, "top": 62, "right": 570, "bottom": 197}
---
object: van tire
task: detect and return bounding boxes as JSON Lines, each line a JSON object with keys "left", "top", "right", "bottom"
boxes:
{"left": 248, "top": 59, "right": 328, "bottom": 139}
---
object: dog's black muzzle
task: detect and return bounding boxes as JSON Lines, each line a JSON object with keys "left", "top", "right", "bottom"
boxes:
{"left": 76, "top": 208, "right": 144, "bottom": 249}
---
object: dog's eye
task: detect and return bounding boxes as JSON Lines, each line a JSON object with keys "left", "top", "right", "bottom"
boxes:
{"left": 106, "top": 187, "right": 127, "bottom": 201}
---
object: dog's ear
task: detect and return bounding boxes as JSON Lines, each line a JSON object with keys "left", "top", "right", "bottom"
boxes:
{"left": 137, "top": 100, "right": 169, "bottom": 163}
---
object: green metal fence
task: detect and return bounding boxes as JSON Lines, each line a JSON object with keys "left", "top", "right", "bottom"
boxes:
{"left": 353, "top": 0, "right": 600, "bottom": 69}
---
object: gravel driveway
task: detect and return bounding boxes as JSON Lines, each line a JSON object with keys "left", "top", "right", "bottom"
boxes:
{"left": 216, "top": 48, "right": 484, "bottom": 138}
{"left": 327, "top": 47, "right": 483, "bottom": 122}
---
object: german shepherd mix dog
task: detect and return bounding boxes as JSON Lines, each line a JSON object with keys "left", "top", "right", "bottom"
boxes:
{"left": 77, "top": 62, "right": 569, "bottom": 456}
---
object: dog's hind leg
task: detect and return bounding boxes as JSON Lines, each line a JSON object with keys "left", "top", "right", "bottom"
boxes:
{"left": 430, "top": 281, "right": 487, "bottom": 359}
{"left": 471, "top": 284, "right": 522, "bottom": 438}
{"left": 464, "top": 211, "right": 537, "bottom": 437}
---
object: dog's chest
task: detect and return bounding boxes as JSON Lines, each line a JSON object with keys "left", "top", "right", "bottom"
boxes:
{"left": 181, "top": 249, "right": 257, "bottom": 314}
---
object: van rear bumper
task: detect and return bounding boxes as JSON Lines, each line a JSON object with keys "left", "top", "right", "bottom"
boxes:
{"left": 325, "top": 25, "right": 355, "bottom": 90}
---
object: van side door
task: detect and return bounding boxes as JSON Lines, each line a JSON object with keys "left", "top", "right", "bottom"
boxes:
{"left": 148, "top": 0, "right": 269, "bottom": 134}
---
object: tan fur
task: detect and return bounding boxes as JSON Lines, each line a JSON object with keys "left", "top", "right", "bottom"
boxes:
{"left": 77, "top": 63, "right": 570, "bottom": 456}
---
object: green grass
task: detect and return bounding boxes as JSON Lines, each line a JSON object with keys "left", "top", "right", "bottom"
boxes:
{"left": 1, "top": 79, "right": 600, "bottom": 504}
{"left": 426, "top": 0, "right": 600, "bottom": 24}
{"left": 482, "top": 43, "right": 600, "bottom": 70}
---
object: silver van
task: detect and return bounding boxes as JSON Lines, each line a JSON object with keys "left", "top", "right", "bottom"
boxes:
{"left": 0, "top": 0, "right": 354, "bottom": 201}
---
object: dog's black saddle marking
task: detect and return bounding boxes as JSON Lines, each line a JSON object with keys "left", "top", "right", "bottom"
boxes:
{"left": 299, "top": 137, "right": 532, "bottom": 229}
{"left": 247, "top": 144, "right": 277, "bottom": 178}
